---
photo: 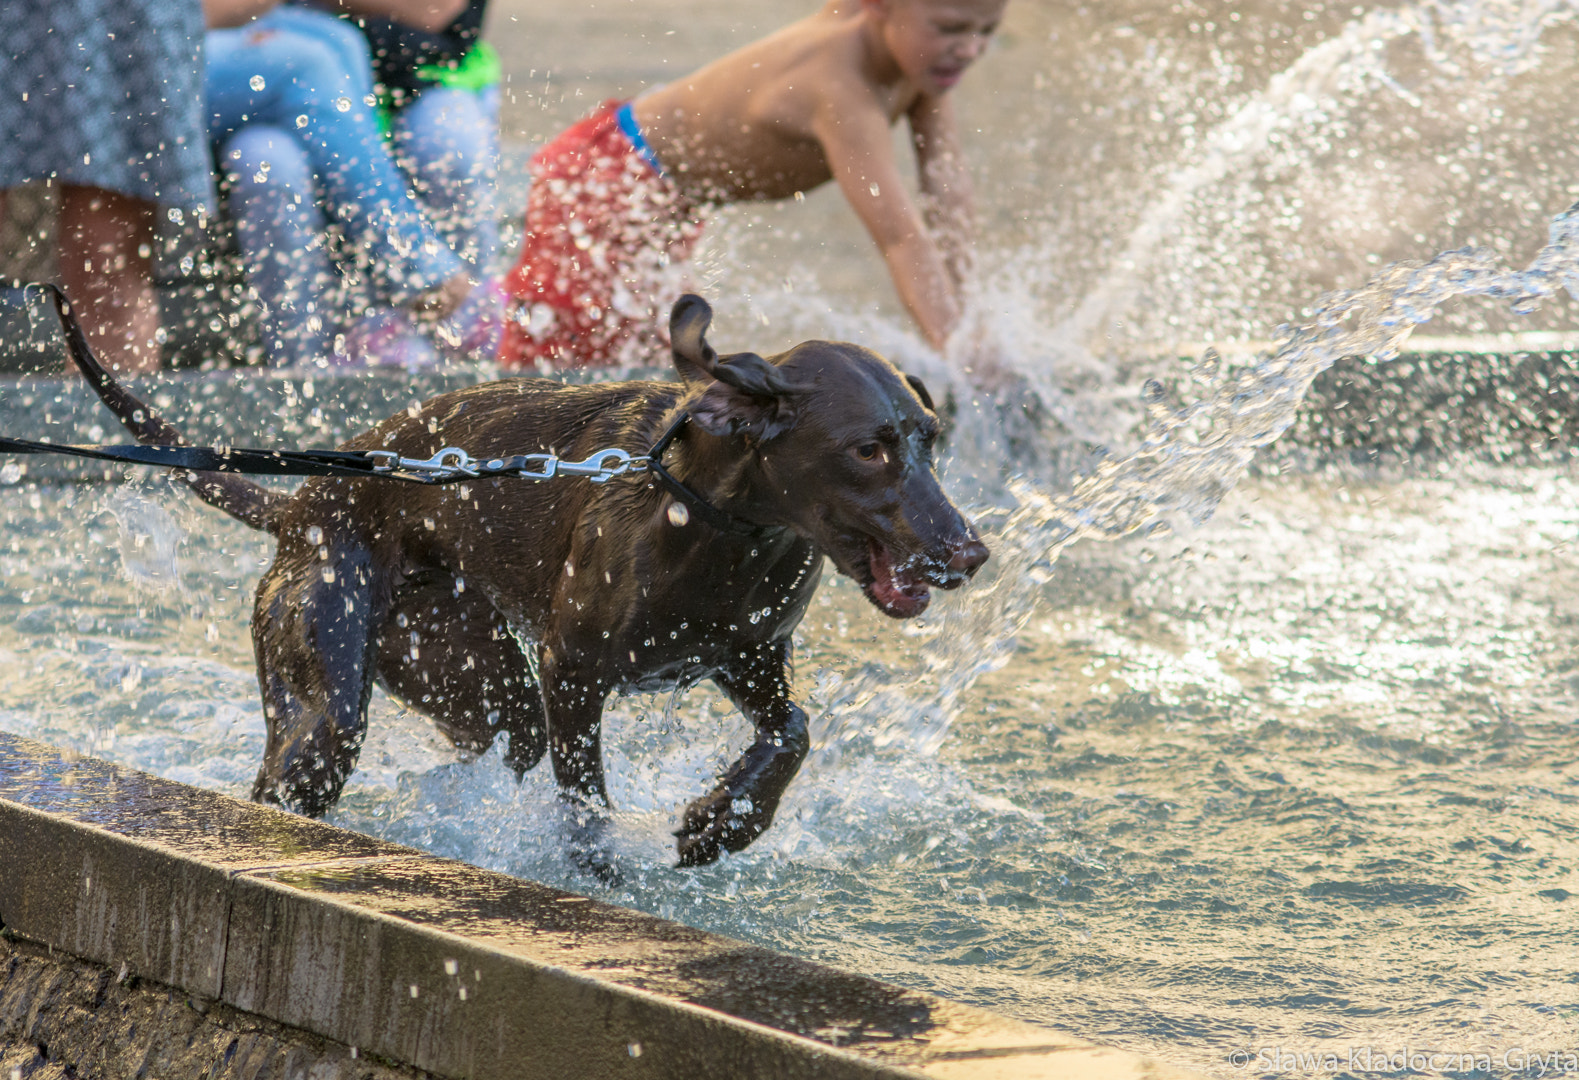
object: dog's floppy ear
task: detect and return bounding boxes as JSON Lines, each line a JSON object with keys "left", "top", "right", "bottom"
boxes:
{"left": 671, "top": 294, "right": 718, "bottom": 384}
{"left": 672, "top": 294, "right": 805, "bottom": 441}
{"left": 905, "top": 373, "right": 935, "bottom": 412}
{"left": 692, "top": 352, "right": 802, "bottom": 441}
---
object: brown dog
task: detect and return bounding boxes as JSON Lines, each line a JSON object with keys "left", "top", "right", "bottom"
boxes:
{"left": 73, "top": 295, "right": 988, "bottom": 869}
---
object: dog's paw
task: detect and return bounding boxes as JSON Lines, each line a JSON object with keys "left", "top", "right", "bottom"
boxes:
{"left": 565, "top": 806, "right": 621, "bottom": 886}
{"left": 571, "top": 843, "right": 621, "bottom": 887}
{"left": 674, "top": 790, "right": 759, "bottom": 867}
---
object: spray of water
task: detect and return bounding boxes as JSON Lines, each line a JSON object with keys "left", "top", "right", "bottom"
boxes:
{"left": 976, "top": 0, "right": 1579, "bottom": 379}
{"left": 791, "top": 0, "right": 1579, "bottom": 764}
{"left": 816, "top": 203, "right": 1579, "bottom": 765}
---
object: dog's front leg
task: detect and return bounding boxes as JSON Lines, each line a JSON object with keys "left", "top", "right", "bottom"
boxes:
{"left": 677, "top": 640, "right": 810, "bottom": 867}
{"left": 539, "top": 644, "right": 617, "bottom": 881}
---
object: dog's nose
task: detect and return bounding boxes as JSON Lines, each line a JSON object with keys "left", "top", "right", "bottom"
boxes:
{"left": 947, "top": 535, "right": 990, "bottom": 579}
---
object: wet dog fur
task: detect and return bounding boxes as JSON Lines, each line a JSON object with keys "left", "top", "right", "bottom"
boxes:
{"left": 65, "top": 293, "right": 988, "bottom": 871}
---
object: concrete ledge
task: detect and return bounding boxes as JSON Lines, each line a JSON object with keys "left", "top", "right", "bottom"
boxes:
{"left": 0, "top": 733, "right": 1200, "bottom": 1080}
{"left": 1, "top": 935, "right": 432, "bottom": 1080}
{"left": 1287, "top": 349, "right": 1579, "bottom": 456}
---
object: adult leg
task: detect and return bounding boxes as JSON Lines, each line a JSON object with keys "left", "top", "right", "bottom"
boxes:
{"left": 57, "top": 185, "right": 160, "bottom": 373}
{"left": 220, "top": 127, "right": 337, "bottom": 367}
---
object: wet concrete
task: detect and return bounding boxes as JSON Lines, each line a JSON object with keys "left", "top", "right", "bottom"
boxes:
{"left": 1283, "top": 349, "right": 1579, "bottom": 459}
{"left": 0, "top": 732, "right": 1204, "bottom": 1080}
{"left": 0, "top": 935, "right": 431, "bottom": 1080}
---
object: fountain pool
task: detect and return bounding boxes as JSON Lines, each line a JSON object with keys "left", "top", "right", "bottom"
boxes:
{"left": 3, "top": 0, "right": 1579, "bottom": 1074}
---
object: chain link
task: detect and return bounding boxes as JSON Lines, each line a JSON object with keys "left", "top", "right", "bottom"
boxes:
{"left": 367, "top": 445, "right": 650, "bottom": 484}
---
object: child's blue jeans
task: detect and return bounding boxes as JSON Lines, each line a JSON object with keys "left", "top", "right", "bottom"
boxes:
{"left": 207, "top": 7, "right": 483, "bottom": 365}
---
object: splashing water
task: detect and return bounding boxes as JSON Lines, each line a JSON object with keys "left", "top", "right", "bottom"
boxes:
{"left": 1062, "top": 4, "right": 1437, "bottom": 352}
{"left": 983, "top": 0, "right": 1579, "bottom": 376}
{"left": 1045, "top": 204, "right": 1579, "bottom": 551}
{"left": 3, "top": 0, "right": 1579, "bottom": 1074}
{"left": 102, "top": 488, "right": 185, "bottom": 590}
{"left": 810, "top": 203, "right": 1579, "bottom": 766}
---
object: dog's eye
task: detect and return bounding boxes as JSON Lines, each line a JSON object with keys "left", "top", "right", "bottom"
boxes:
{"left": 854, "top": 442, "right": 883, "bottom": 462}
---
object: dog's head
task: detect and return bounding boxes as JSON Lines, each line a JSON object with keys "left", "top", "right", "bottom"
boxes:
{"left": 670, "top": 295, "right": 988, "bottom": 618}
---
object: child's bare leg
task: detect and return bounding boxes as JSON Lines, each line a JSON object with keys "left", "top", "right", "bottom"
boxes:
{"left": 58, "top": 185, "right": 160, "bottom": 373}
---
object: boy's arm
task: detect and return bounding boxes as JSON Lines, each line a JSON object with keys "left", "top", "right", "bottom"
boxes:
{"left": 910, "top": 94, "right": 976, "bottom": 293}
{"left": 814, "top": 91, "right": 962, "bottom": 350}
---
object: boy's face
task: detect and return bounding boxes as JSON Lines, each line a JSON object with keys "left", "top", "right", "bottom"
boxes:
{"left": 869, "top": 0, "right": 1007, "bottom": 95}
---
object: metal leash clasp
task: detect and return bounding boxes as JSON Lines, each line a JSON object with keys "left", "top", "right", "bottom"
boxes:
{"left": 555, "top": 448, "right": 646, "bottom": 483}
{"left": 367, "top": 446, "right": 479, "bottom": 480}
{"left": 369, "top": 444, "right": 648, "bottom": 484}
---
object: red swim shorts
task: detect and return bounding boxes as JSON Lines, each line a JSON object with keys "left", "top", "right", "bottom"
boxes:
{"left": 499, "top": 100, "right": 704, "bottom": 368}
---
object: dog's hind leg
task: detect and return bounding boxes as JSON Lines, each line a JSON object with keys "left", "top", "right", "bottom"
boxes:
{"left": 251, "top": 531, "right": 384, "bottom": 816}
{"left": 373, "top": 573, "right": 547, "bottom": 778}
{"left": 676, "top": 640, "right": 810, "bottom": 867}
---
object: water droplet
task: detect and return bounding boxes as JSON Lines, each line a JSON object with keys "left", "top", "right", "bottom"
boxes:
{"left": 868, "top": 182, "right": 881, "bottom": 197}
{"left": 363, "top": 94, "right": 378, "bottom": 107}
{"left": 249, "top": 74, "right": 265, "bottom": 91}
{"left": 166, "top": 208, "right": 184, "bottom": 225}
{"left": 295, "top": 114, "right": 309, "bottom": 128}
{"left": 666, "top": 502, "right": 690, "bottom": 527}
{"left": 335, "top": 96, "right": 351, "bottom": 112}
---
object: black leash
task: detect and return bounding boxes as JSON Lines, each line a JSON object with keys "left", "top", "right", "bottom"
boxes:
{"left": 0, "top": 436, "right": 432, "bottom": 481}
{"left": 4, "top": 282, "right": 781, "bottom": 534}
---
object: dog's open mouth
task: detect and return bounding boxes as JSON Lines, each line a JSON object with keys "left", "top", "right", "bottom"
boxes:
{"left": 864, "top": 538, "right": 934, "bottom": 618}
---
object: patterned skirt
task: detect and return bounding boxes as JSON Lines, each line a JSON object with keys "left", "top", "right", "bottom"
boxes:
{"left": 0, "top": 0, "right": 214, "bottom": 211}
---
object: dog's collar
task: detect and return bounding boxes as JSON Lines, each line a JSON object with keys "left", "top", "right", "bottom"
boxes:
{"left": 646, "top": 412, "right": 778, "bottom": 538}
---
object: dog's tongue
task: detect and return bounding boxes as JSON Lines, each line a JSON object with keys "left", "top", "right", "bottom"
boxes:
{"left": 867, "top": 539, "right": 931, "bottom": 618}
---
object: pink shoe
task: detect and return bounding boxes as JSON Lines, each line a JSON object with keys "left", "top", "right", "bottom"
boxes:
{"left": 338, "top": 309, "right": 442, "bottom": 369}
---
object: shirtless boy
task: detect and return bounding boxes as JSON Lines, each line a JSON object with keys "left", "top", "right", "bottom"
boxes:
{"left": 499, "top": 0, "right": 1006, "bottom": 367}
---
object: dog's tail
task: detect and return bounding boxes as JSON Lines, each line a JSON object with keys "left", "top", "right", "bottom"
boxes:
{"left": 43, "top": 284, "right": 284, "bottom": 535}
